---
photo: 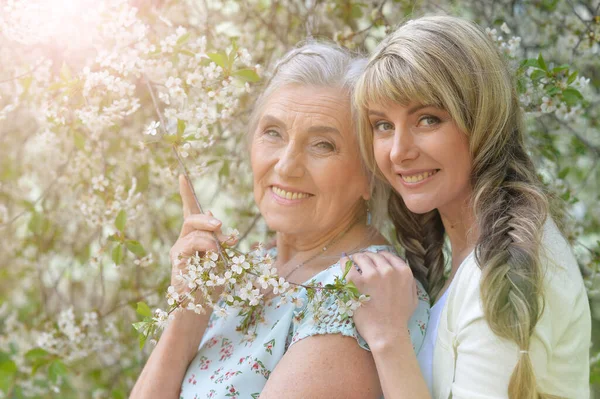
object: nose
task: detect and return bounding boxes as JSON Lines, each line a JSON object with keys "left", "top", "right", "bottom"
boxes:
{"left": 390, "top": 126, "right": 418, "bottom": 165}
{"left": 273, "top": 142, "right": 304, "bottom": 178}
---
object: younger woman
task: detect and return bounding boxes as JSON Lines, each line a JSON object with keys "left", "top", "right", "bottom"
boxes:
{"left": 346, "top": 16, "right": 591, "bottom": 399}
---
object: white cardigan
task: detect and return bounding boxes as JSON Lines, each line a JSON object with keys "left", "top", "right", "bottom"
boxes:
{"left": 432, "top": 219, "right": 591, "bottom": 399}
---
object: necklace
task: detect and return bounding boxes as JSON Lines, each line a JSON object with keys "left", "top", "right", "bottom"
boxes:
{"left": 282, "top": 219, "right": 359, "bottom": 281}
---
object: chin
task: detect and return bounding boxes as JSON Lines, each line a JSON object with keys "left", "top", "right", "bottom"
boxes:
{"left": 403, "top": 201, "right": 436, "bottom": 215}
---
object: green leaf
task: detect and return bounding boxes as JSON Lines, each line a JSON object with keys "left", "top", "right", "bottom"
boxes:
{"left": 179, "top": 49, "right": 196, "bottom": 57}
{"left": 232, "top": 68, "right": 260, "bottom": 83}
{"left": 546, "top": 86, "right": 561, "bottom": 96}
{"left": 48, "top": 359, "right": 67, "bottom": 384}
{"left": 112, "top": 245, "right": 124, "bottom": 265}
{"left": 562, "top": 88, "right": 583, "bottom": 106}
{"left": 537, "top": 54, "right": 547, "bottom": 71}
{"left": 530, "top": 69, "right": 546, "bottom": 81}
{"left": 558, "top": 167, "right": 570, "bottom": 179}
{"left": 342, "top": 260, "right": 353, "bottom": 279}
{"left": 520, "top": 58, "right": 539, "bottom": 69}
{"left": 28, "top": 212, "right": 43, "bottom": 234}
{"left": 138, "top": 332, "right": 147, "bottom": 349}
{"left": 112, "top": 389, "right": 127, "bottom": 399}
{"left": 107, "top": 233, "right": 120, "bottom": 242}
{"left": 126, "top": 240, "right": 146, "bottom": 257}
{"left": 567, "top": 70, "right": 578, "bottom": 84}
{"left": 0, "top": 358, "right": 17, "bottom": 392}
{"left": 345, "top": 280, "right": 361, "bottom": 296}
{"left": 132, "top": 321, "right": 148, "bottom": 333}
{"left": 177, "top": 119, "right": 186, "bottom": 136}
{"left": 351, "top": 3, "right": 364, "bottom": 18}
{"left": 176, "top": 32, "right": 190, "bottom": 46}
{"left": 207, "top": 52, "right": 228, "bottom": 69}
{"left": 24, "top": 348, "right": 49, "bottom": 361}
{"left": 219, "top": 161, "right": 230, "bottom": 178}
{"left": 115, "top": 210, "right": 126, "bottom": 233}
{"left": 73, "top": 131, "right": 86, "bottom": 151}
{"left": 136, "top": 302, "right": 152, "bottom": 318}
{"left": 552, "top": 64, "right": 569, "bottom": 73}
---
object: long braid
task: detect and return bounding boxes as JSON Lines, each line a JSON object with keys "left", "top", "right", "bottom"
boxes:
{"left": 473, "top": 133, "right": 549, "bottom": 399}
{"left": 388, "top": 191, "right": 445, "bottom": 300}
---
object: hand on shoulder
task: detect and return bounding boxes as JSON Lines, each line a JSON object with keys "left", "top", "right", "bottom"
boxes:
{"left": 340, "top": 251, "right": 419, "bottom": 350}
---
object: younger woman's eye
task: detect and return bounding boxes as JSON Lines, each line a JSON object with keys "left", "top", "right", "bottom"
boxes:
{"left": 417, "top": 116, "right": 441, "bottom": 127}
{"left": 374, "top": 121, "right": 394, "bottom": 132}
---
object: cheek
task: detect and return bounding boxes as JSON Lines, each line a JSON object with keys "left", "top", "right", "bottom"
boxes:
{"left": 373, "top": 139, "right": 391, "bottom": 173}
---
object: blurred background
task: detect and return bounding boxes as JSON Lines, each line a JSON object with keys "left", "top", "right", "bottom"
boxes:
{"left": 0, "top": 0, "right": 598, "bottom": 397}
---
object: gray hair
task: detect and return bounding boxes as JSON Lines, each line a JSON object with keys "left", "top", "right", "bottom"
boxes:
{"left": 248, "top": 42, "right": 388, "bottom": 227}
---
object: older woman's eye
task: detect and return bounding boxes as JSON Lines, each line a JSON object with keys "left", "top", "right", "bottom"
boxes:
{"left": 315, "top": 141, "right": 335, "bottom": 151}
{"left": 374, "top": 121, "right": 394, "bottom": 132}
{"left": 264, "top": 129, "right": 281, "bottom": 138}
{"left": 417, "top": 116, "right": 441, "bottom": 127}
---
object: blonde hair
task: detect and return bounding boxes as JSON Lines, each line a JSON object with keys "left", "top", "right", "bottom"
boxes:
{"left": 355, "top": 16, "right": 552, "bottom": 398}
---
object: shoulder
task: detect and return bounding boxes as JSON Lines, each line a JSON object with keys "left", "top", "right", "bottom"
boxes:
{"left": 444, "top": 218, "right": 590, "bottom": 352}
{"left": 312, "top": 244, "right": 398, "bottom": 283}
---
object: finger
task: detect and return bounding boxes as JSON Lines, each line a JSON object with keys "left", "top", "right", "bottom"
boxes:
{"left": 172, "top": 236, "right": 219, "bottom": 261}
{"left": 351, "top": 252, "right": 378, "bottom": 279}
{"left": 180, "top": 213, "right": 223, "bottom": 238}
{"left": 179, "top": 174, "right": 201, "bottom": 218}
{"left": 361, "top": 252, "right": 394, "bottom": 276}
{"left": 341, "top": 256, "right": 363, "bottom": 285}
{"left": 183, "top": 230, "right": 235, "bottom": 248}
{"left": 379, "top": 251, "right": 410, "bottom": 270}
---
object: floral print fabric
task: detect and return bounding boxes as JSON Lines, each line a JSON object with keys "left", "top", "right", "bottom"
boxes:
{"left": 179, "top": 245, "right": 430, "bottom": 398}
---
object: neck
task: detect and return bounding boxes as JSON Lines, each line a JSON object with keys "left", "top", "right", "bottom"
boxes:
{"left": 439, "top": 200, "right": 478, "bottom": 271}
{"left": 275, "top": 210, "right": 370, "bottom": 266}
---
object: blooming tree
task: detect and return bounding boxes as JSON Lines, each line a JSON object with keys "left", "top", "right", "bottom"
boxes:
{"left": 0, "top": 0, "right": 598, "bottom": 397}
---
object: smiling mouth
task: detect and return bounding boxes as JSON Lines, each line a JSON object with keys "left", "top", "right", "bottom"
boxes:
{"left": 271, "top": 186, "right": 312, "bottom": 200}
{"left": 400, "top": 170, "right": 439, "bottom": 183}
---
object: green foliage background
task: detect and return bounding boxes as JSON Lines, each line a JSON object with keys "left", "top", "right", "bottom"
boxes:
{"left": 0, "top": 0, "right": 598, "bottom": 397}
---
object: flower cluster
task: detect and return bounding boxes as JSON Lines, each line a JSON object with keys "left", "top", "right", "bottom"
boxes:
{"left": 135, "top": 240, "right": 368, "bottom": 345}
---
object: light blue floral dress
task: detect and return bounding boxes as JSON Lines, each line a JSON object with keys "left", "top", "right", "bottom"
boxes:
{"left": 179, "top": 245, "right": 430, "bottom": 399}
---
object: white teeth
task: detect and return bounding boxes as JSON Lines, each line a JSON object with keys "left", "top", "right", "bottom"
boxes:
{"left": 272, "top": 186, "right": 310, "bottom": 199}
{"left": 401, "top": 170, "right": 438, "bottom": 183}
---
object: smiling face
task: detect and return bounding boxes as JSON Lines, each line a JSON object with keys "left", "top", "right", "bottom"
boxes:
{"left": 251, "top": 84, "right": 370, "bottom": 238}
{"left": 368, "top": 100, "right": 472, "bottom": 218}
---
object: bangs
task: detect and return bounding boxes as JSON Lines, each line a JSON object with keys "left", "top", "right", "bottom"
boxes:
{"left": 356, "top": 54, "right": 445, "bottom": 111}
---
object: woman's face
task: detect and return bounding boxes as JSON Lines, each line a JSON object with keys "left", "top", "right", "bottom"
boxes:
{"left": 367, "top": 100, "right": 472, "bottom": 218}
{"left": 251, "top": 85, "right": 369, "bottom": 237}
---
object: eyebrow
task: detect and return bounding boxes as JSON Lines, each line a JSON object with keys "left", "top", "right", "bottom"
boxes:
{"left": 368, "top": 104, "right": 433, "bottom": 117}
{"left": 307, "top": 125, "right": 341, "bottom": 136}
{"left": 259, "top": 114, "right": 341, "bottom": 136}
{"left": 259, "top": 114, "right": 286, "bottom": 128}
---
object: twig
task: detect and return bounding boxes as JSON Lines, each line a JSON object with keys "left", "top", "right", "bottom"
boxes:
{"left": 143, "top": 74, "right": 227, "bottom": 264}
{"left": 0, "top": 60, "right": 46, "bottom": 85}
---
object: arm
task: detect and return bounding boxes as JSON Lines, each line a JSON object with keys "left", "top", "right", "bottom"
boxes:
{"left": 370, "top": 331, "right": 430, "bottom": 399}
{"left": 129, "top": 310, "right": 210, "bottom": 399}
{"left": 344, "top": 251, "right": 430, "bottom": 399}
{"left": 130, "top": 175, "right": 235, "bottom": 398}
{"left": 260, "top": 334, "right": 382, "bottom": 399}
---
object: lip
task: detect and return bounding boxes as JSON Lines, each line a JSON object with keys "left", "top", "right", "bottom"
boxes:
{"left": 269, "top": 185, "right": 313, "bottom": 205}
{"left": 395, "top": 169, "right": 440, "bottom": 187}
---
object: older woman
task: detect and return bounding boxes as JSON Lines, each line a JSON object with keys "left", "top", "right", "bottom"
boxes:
{"left": 130, "top": 43, "right": 430, "bottom": 399}
{"left": 346, "top": 16, "right": 590, "bottom": 399}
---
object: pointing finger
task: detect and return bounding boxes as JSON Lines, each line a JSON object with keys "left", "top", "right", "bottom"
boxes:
{"left": 179, "top": 174, "right": 201, "bottom": 218}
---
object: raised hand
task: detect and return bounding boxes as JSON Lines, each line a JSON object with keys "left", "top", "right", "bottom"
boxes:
{"left": 169, "top": 175, "right": 236, "bottom": 297}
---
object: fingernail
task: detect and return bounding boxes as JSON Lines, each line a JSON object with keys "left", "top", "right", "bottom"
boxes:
{"left": 209, "top": 219, "right": 221, "bottom": 226}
